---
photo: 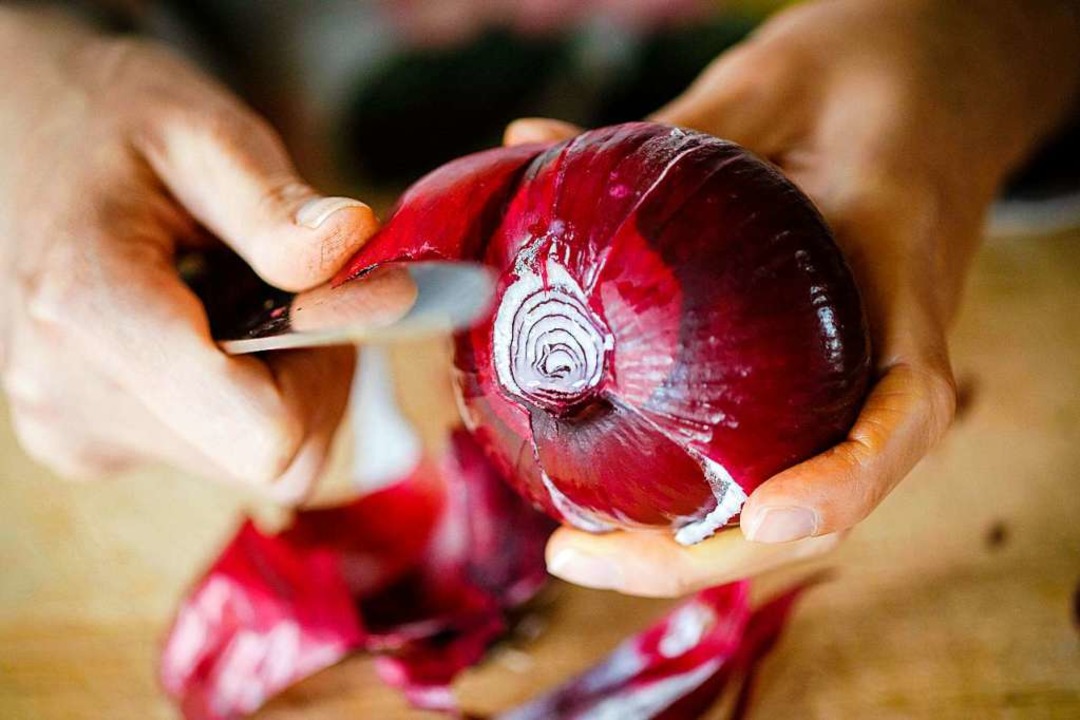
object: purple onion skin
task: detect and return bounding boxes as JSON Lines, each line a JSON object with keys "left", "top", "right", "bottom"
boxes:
{"left": 499, "top": 579, "right": 816, "bottom": 720}
{"left": 341, "top": 122, "right": 871, "bottom": 542}
{"left": 161, "top": 431, "right": 554, "bottom": 719}
{"left": 498, "top": 582, "right": 753, "bottom": 720}
{"left": 335, "top": 142, "right": 549, "bottom": 283}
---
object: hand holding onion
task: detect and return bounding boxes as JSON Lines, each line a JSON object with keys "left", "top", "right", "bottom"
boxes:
{"left": 505, "top": 0, "right": 1080, "bottom": 595}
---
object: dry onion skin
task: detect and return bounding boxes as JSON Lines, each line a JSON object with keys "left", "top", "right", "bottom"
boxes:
{"left": 338, "top": 122, "right": 870, "bottom": 544}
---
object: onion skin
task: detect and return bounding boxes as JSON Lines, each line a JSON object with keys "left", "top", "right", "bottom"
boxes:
{"left": 161, "top": 431, "right": 554, "bottom": 719}
{"left": 341, "top": 122, "right": 871, "bottom": 543}
{"left": 501, "top": 579, "right": 816, "bottom": 720}
{"left": 335, "top": 142, "right": 549, "bottom": 280}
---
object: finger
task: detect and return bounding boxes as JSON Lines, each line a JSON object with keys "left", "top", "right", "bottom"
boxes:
{"left": 16, "top": 339, "right": 255, "bottom": 484}
{"left": 546, "top": 525, "right": 841, "bottom": 598}
{"left": 504, "top": 117, "right": 582, "bottom": 146}
{"left": 650, "top": 40, "right": 810, "bottom": 157}
{"left": 9, "top": 411, "right": 135, "bottom": 481}
{"left": 260, "top": 346, "right": 356, "bottom": 505}
{"left": 28, "top": 237, "right": 309, "bottom": 487}
{"left": 742, "top": 362, "right": 957, "bottom": 543}
{"left": 134, "top": 96, "right": 378, "bottom": 291}
{"left": 2, "top": 309, "right": 225, "bottom": 481}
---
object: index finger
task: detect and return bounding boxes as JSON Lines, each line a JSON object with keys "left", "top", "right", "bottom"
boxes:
{"left": 546, "top": 525, "right": 842, "bottom": 598}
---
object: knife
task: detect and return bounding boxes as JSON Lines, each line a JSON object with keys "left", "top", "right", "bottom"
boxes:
{"left": 180, "top": 250, "right": 496, "bottom": 355}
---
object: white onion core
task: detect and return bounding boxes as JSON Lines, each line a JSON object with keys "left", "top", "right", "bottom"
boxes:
{"left": 493, "top": 259, "right": 611, "bottom": 413}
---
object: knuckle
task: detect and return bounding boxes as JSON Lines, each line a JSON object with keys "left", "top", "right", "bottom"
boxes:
{"left": 80, "top": 38, "right": 183, "bottom": 130}
{"left": 138, "top": 90, "right": 289, "bottom": 177}
{"left": 708, "top": 38, "right": 801, "bottom": 103}
{"left": 910, "top": 364, "right": 957, "bottom": 437}
{"left": 195, "top": 103, "right": 294, "bottom": 187}
{"left": 846, "top": 477, "right": 881, "bottom": 521}
{"left": 827, "top": 174, "right": 915, "bottom": 235}
{"left": 237, "top": 414, "right": 305, "bottom": 486}
{"left": 816, "top": 441, "right": 887, "bottom": 521}
{"left": 704, "top": 46, "right": 766, "bottom": 94}
{"left": 75, "top": 37, "right": 148, "bottom": 98}
{"left": 11, "top": 410, "right": 131, "bottom": 482}
{"left": 61, "top": 457, "right": 116, "bottom": 483}
{"left": 838, "top": 429, "right": 878, "bottom": 469}
{"left": 925, "top": 370, "right": 958, "bottom": 434}
{"left": 201, "top": 102, "right": 271, "bottom": 149}
{"left": 81, "top": 452, "right": 137, "bottom": 480}
{"left": 11, "top": 416, "right": 67, "bottom": 472}
{"left": 22, "top": 255, "right": 95, "bottom": 330}
{"left": 1, "top": 366, "right": 45, "bottom": 407}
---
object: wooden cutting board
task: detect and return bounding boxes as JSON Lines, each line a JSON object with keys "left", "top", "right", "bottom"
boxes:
{"left": 2, "top": 229, "right": 1078, "bottom": 719}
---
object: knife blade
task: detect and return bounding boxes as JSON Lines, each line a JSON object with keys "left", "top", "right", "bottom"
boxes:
{"left": 183, "top": 253, "right": 496, "bottom": 355}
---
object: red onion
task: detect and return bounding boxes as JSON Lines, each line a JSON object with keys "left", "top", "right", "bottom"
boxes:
{"left": 339, "top": 121, "right": 870, "bottom": 544}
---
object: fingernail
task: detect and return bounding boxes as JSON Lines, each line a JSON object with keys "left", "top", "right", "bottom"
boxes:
{"left": 745, "top": 507, "right": 817, "bottom": 543}
{"left": 295, "top": 196, "right": 367, "bottom": 229}
{"left": 547, "top": 548, "right": 624, "bottom": 591}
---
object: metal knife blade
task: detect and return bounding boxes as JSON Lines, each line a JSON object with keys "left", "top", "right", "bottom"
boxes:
{"left": 205, "top": 261, "right": 496, "bottom": 355}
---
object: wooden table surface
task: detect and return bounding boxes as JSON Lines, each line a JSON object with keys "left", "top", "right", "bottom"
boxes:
{"left": 2, "top": 229, "right": 1078, "bottom": 719}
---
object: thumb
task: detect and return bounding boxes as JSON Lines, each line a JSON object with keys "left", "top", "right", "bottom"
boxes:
{"left": 650, "top": 40, "right": 807, "bottom": 159}
{"left": 504, "top": 117, "right": 582, "bottom": 146}
{"left": 136, "top": 104, "right": 379, "bottom": 291}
